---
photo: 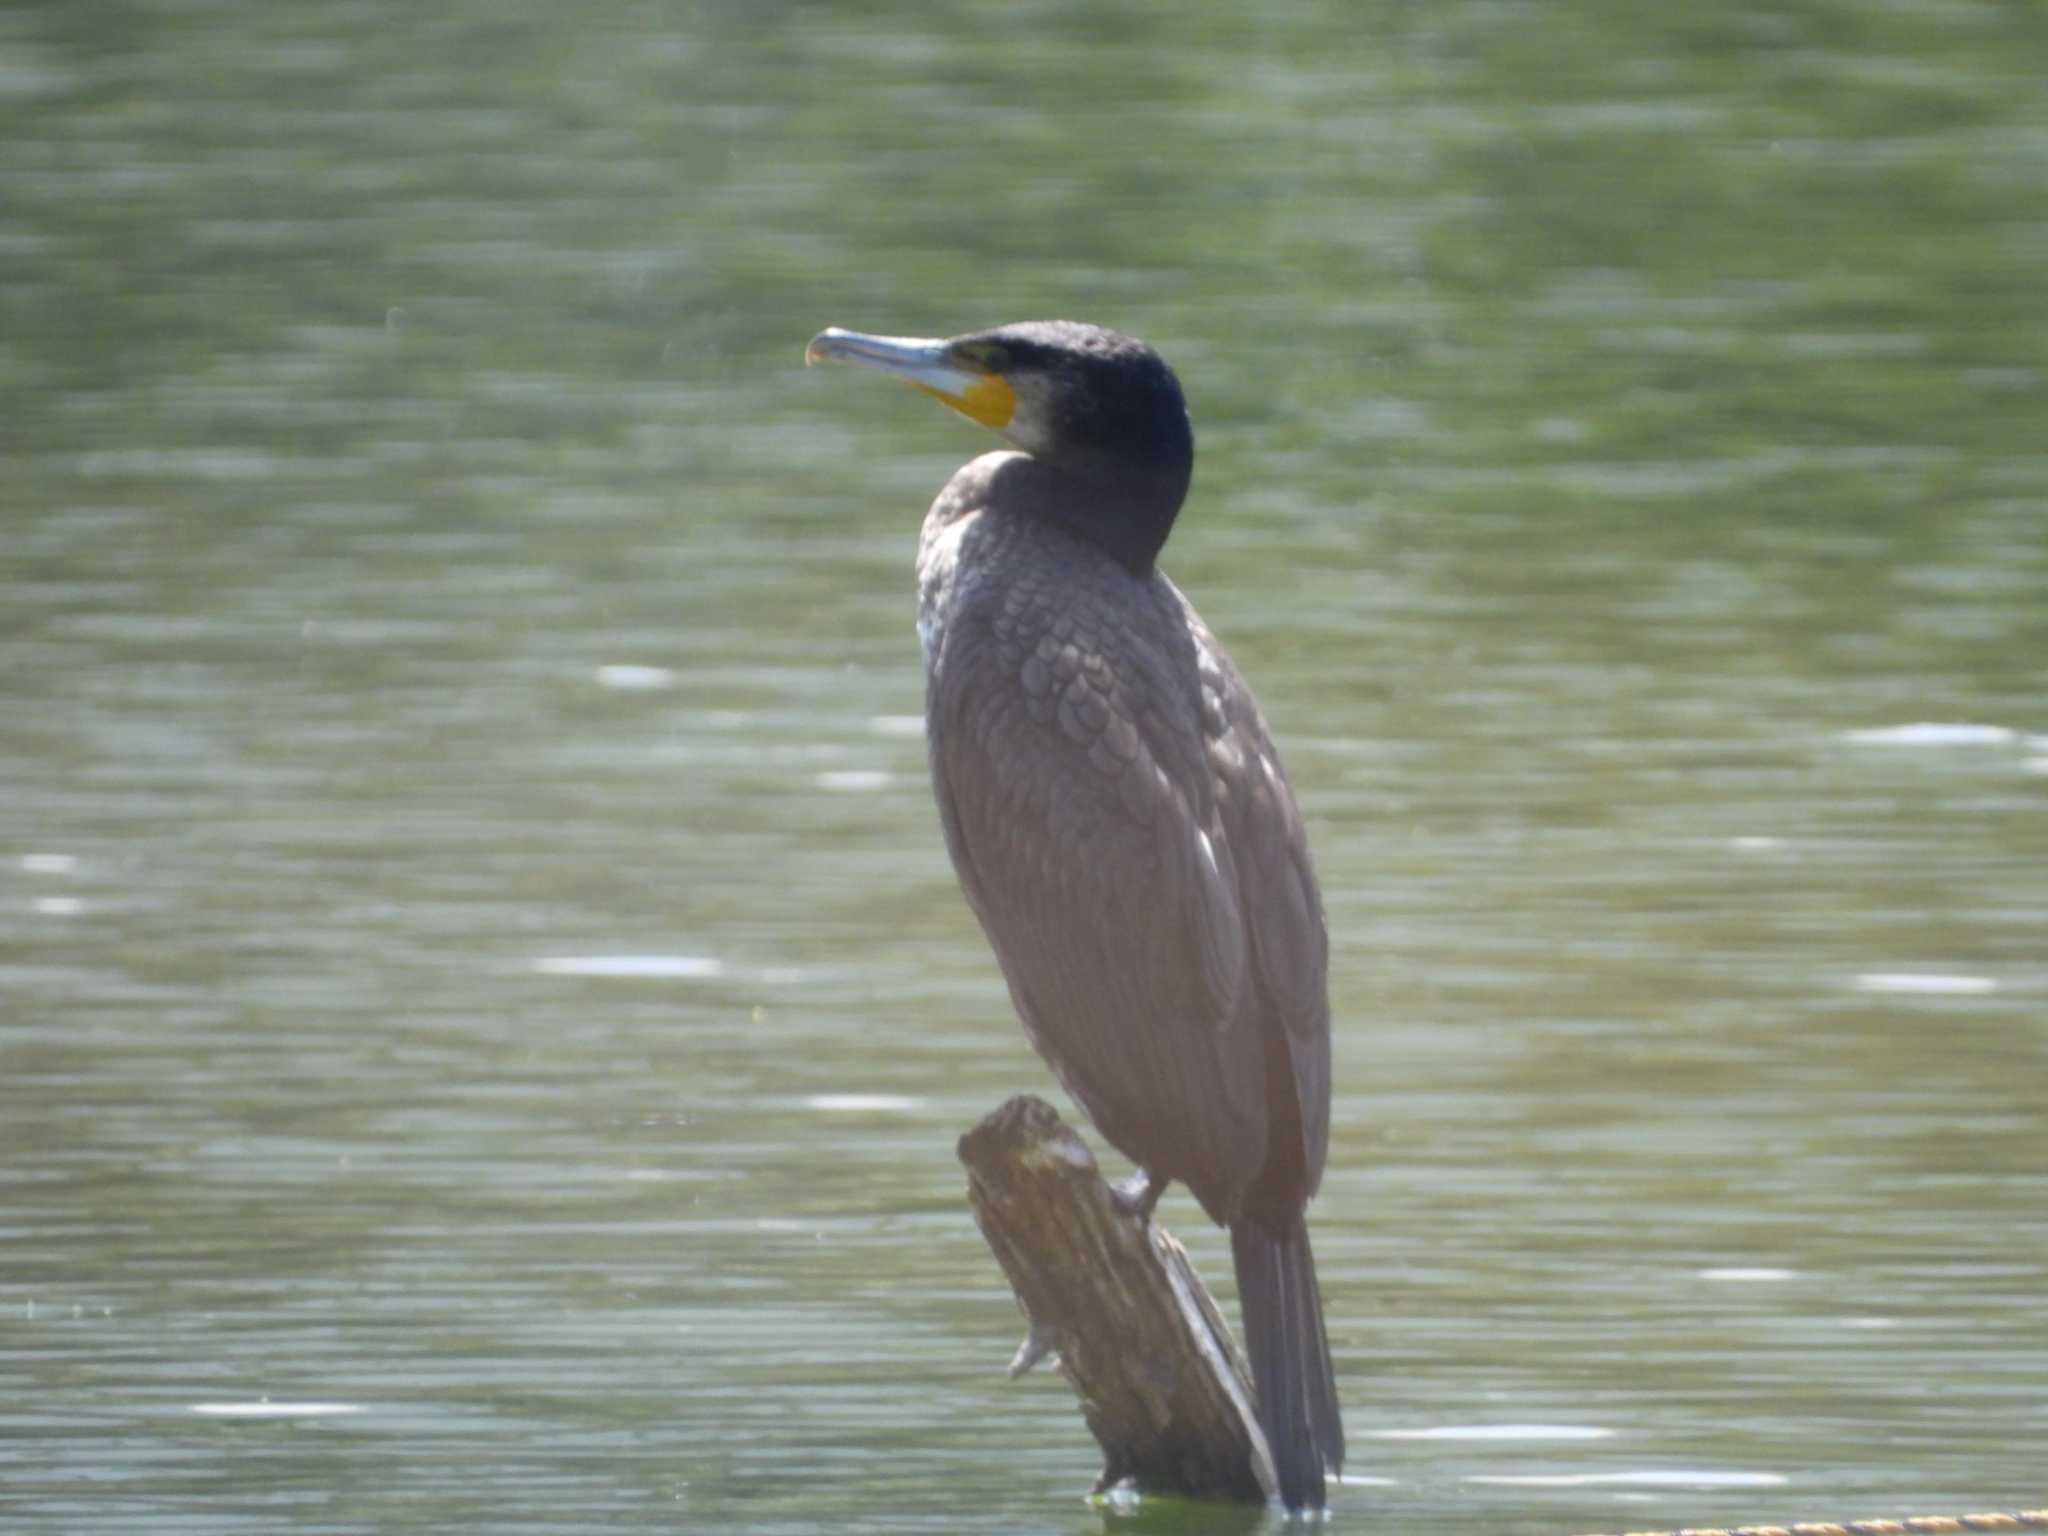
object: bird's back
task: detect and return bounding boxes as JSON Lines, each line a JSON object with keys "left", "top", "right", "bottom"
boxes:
{"left": 916, "top": 452, "right": 1330, "bottom": 1228}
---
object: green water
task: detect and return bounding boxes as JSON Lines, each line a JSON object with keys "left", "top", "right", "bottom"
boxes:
{"left": 3, "top": 2, "right": 2044, "bottom": 1532}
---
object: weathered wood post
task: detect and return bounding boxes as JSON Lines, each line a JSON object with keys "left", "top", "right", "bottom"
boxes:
{"left": 958, "top": 1094, "right": 1276, "bottom": 1503}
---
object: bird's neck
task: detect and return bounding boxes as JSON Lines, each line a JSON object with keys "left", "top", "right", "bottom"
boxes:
{"left": 995, "top": 451, "right": 1187, "bottom": 577}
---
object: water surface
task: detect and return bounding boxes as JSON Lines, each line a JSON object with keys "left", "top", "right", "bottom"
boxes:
{"left": 3, "top": 2, "right": 2045, "bottom": 1532}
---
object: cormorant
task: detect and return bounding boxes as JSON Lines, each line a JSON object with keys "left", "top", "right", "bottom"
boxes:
{"left": 806, "top": 320, "right": 1343, "bottom": 1510}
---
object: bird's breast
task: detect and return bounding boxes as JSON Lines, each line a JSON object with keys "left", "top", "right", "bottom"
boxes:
{"left": 915, "top": 454, "right": 1022, "bottom": 676}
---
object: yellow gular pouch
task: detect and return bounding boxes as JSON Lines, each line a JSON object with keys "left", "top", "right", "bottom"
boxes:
{"left": 919, "top": 370, "right": 1016, "bottom": 430}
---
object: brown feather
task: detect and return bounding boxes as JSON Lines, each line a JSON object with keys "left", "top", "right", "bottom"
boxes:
{"left": 919, "top": 452, "right": 1328, "bottom": 1227}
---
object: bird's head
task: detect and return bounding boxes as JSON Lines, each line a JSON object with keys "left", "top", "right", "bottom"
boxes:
{"left": 806, "top": 320, "right": 1194, "bottom": 574}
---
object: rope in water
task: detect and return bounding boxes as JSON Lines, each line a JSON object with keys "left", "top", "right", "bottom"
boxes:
{"left": 1576, "top": 1512, "right": 2048, "bottom": 1536}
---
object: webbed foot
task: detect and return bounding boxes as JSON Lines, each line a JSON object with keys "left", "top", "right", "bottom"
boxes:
{"left": 1108, "top": 1168, "right": 1169, "bottom": 1224}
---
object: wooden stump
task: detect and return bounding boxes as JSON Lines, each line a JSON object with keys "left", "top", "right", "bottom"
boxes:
{"left": 957, "top": 1094, "right": 1275, "bottom": 1504}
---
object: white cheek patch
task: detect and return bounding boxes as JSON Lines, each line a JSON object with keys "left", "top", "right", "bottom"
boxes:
{"left": 998, "top": 383, "right": 1052, "bottom": 458}
{"left": 1001, "top": 419, "right": 1048, "bottom": 457}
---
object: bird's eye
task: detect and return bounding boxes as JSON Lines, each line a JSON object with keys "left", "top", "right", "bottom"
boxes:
{"left": 958, "top": 342, "right": 1010, "bottom": 373}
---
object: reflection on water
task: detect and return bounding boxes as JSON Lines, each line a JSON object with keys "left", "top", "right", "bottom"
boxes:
{"left": 2, "top": 0, "right": 2045, "bottom": 1532}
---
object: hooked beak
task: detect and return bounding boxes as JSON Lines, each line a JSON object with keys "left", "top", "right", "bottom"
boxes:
{"left": 805, "top": 327, "right": 1017, "bottom": 430}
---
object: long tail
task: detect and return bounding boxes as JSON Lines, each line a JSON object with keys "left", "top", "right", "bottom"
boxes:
{"left": 1230, "top": 1216, "right": 1344, "bottom": 1512}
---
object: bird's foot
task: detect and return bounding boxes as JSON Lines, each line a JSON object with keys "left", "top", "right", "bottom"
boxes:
{"left": 1090, "top": 1452, "right": 1133, "bottom": 1497}
{"left": 1108, "top": 1168, "right": 1169, "bottom": 1225}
